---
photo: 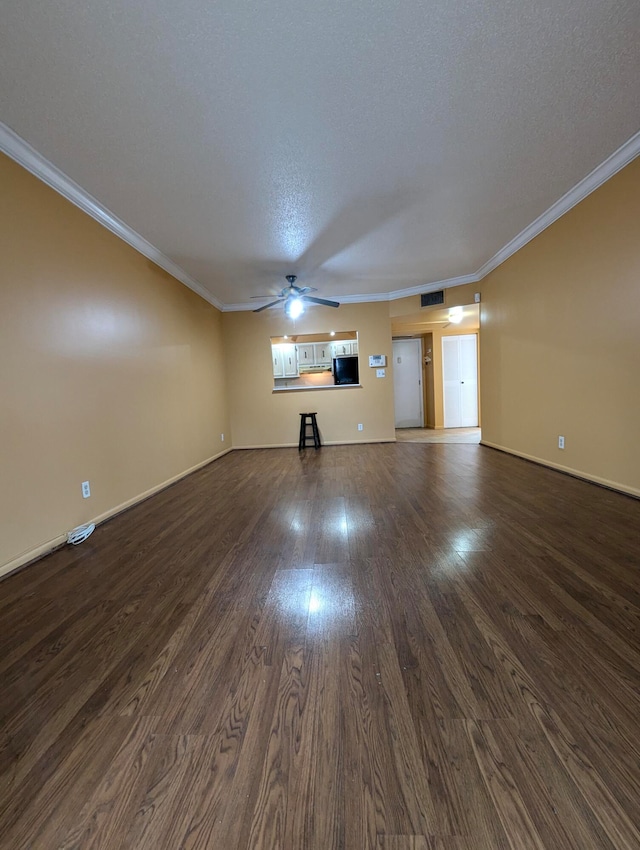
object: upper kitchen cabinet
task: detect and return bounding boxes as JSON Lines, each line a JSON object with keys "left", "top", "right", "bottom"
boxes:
{"left": 272, "top": 345, "right": 284, "bottom": 378}
{"left": 298, "top": 342, "right": 332, "bottom": 367}
{"left": 332, "top": 341, "right": 355, "bottom": 357}
{"left": 272, "top": 343, "right": 298, "bottom": 378}
{"left": 314, "top": 343, "right": 332, "bottom": 365}
{"left": 297, "top": 344, "right": 315, "bottom": 367}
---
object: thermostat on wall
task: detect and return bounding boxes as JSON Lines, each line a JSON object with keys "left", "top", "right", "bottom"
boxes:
{"left": 369, "top": 354, "right": 386, "bottom": 367}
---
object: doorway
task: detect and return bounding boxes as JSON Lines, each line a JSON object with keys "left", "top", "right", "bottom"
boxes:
{"left": 442, "top": 334, "right": 479, "bottom": 427}
{"left": 393, "top": 338, "right": 424, "bottom": 427}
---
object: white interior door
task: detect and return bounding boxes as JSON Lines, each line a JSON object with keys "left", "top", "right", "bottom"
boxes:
{"left": 443, "top": 334, "right": 478, "bottom": 427}
{"left": 393, "top": 339, "right": 424, "bottom": 427}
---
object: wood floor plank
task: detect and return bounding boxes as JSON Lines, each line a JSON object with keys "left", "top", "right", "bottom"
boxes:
{"left": 305, "top": 636, "right": 346, "bottom": 849}
{"left": 466, "top": 720, "right": 547, "bottom": 850}
{"left": 246, "top": 643, "right": 318, "bottom": 849}
{"left": 415, "top": 718, "right": 512, "bottom": 849}
{"left": 429, "top": 582, "right": 530, "bottom": 721}
{"left": 369, "top": 635, "right": 439, "bottom": 835}
{"left": 134, "top": 653, "right": 277, "bottom": 849}
{"left": 377, "top": 836, "right": 430, "bottom": 849}
{"left": 1, "top": 443, "right": 640, "bottom": 849}
{"left": 425, "top": 838, "right": 485, "bottom": 850}
{"left": 0, "top": 714, "right": 135, "bottom": 849}
{"left": 494, "top": 719, "right": 618, "bottom": 850}
{"left": 341, "top": 632, "right": 384, "bottom": 849}
{"left": 449, "top": 567, "right": 640, "bottom": 848}
{"left": 528, "top": 700, "right": 640, "bottom": 849}
{"left": 119, "top": 733, "right": 207, "bottom": 849}
{"left": 59, "top": 716, "right": 158, "bottom": 850}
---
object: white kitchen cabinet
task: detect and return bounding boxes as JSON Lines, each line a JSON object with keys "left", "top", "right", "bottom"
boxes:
{"left": 297, "top": 344, "right": 315, "bottom": 366}
{"left": 298, "top": 342, "right": 333, "bottom": 367}
{"left": 332, "top": 341, "right": 352, "bottom": 357}
{"left": 282, "top": 344, "right": 299, "bottom": 377}
{"left": 272, "top": 346, "right": 284, "bottom": 378}
{"left": 313, "top": 343, "right": 332, "bottom": 365}
{"left": 272, "top": 343, "right": 299, "bottom": 377}
{"left": 351, "top": 339, "right": 358, "bottom": 354}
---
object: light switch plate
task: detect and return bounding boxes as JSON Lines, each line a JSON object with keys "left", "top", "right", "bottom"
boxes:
{"left": 376, "top": 368, "right": 386, "bottom": 377}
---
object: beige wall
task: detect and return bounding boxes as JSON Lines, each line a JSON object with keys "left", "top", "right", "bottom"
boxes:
{"left": 0, "top": 153, "right": 229, "bottom": 575}
{"left": 480, "top": 156, "right": 640, "bottom": 496}
{"left": 223, "top": 302, "right": 395, "bottom": 447}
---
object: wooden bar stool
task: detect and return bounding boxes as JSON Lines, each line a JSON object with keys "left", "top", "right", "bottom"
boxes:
{"left": 298, "top": 412, "right": 321, "bottom": 450}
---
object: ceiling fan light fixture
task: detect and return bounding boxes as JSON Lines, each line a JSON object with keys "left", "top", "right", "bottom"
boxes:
{"left": 286, "top": 297, "right": 304, "bottom": 319}
{"left": 253, "top": 275, "right": 339, "bottom": 314}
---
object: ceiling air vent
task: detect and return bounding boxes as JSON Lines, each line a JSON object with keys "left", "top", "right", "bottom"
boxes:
{"left": 421, "top": 290, "right": 445, "bottom": 307}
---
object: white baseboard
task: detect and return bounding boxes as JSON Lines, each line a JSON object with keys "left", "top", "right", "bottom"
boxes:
{"left": 0, "top": 535, "right": 69, "bottom": 581}
{"left": 235, "top": 442, "right": 299, "bottom": 449}
{"left": 0, "top": 447, "right": 233, "bottom": 581}
{"left": 480, "top": 440, "right": 640, "bottom": 499}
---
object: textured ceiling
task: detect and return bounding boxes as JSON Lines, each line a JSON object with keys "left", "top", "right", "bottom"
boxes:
{"left": 1, "top": 0, "right": 639, "bottom": 307}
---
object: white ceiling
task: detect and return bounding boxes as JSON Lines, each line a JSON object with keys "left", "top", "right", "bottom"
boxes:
{"left": 1, "top": 0, "right": 639, "bottom": 309}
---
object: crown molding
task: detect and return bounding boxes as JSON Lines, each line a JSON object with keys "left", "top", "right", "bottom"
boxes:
{"left": 329, "top": 291, "right": 390, "bottom": 304}
{"left": 223, "top": 302, "right": 265, "bottom": 312}
{"left": 476, "top": 128, "right": 640, "bottom": 280}
{"left": 0, "top": 122, "right": 224, "bottom": 311}
{"left": 387, "top": 273, "right": 479, "bottom": 301}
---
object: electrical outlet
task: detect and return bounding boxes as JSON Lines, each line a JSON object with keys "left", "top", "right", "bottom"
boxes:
{"left": 558, "top": 435, "right": 565, "bottom": 449}
{"left": 81, "top": 480, "right": 91, "bottom": 498}
{"left": 221, "top": 433, "right": 224, "bottom": 441}
{"left": 357, "top": 423, "right": 364, "bottom": 431}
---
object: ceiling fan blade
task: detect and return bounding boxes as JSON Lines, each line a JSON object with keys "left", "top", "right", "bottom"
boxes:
{"left": 302, "top": 295, "right": 340, "bottom": 308}
{"left": 253, "top": 300, "right": 282, "bottom": 313}
{"left": 250, "top": 294, "right": 281, "bottom": 299}
{"left": 296, "top": 286, "right": 318, "bottom": 295}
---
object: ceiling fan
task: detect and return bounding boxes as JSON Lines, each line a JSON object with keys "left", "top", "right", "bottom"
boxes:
{"left": 252, "top": 275, "right": 340, "bottom": 317}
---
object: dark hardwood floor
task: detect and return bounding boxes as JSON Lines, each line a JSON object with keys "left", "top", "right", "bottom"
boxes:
{"left": 1, "top": 443, "right": 640, "bottom": 849}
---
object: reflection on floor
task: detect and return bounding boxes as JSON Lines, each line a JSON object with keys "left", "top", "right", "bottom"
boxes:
{"left": 395, "top": 427, "right": 481, "bottom": 443}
